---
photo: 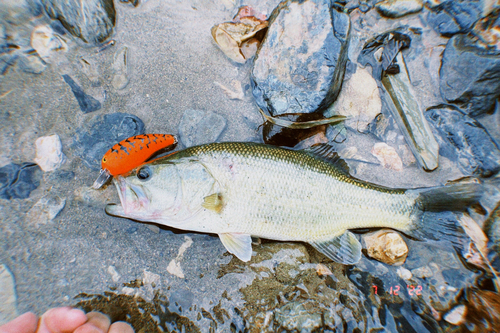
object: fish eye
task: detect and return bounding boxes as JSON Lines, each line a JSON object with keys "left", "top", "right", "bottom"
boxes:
{"left": 137, "top": 166, "right": 152, "bottom": 181}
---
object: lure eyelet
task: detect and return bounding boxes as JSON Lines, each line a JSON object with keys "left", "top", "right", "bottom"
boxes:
{"left": 137, "top": 166, "right": 152, "bottom": 181}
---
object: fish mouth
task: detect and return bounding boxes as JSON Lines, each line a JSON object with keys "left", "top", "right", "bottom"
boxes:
{"left": 105, "top": 176, "right": 150, "bottom": 218}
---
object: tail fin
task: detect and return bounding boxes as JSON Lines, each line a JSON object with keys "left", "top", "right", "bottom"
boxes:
{"left": 405, "top": 211, "right": 465, "bottom": 246}
{"left": 402, "top": 183, "right": 483, "bottom": 245}
{"left": 413, "top": 183, "right": 483, "bottom": 212}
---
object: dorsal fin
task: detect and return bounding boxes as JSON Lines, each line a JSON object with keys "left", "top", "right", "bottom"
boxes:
{"left": 304, "top": 144, "right": 351, "bottom": 176}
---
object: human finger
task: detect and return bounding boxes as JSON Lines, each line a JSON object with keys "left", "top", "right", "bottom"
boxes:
{"left": 0, "top": 312, "right": 38, "bottom": 333}
{"left": 73, "top": 312, "right": 111, "bottom": 333}
{"left": 109, "top": 322, "right": 134, "bottom": 333}
{"left": 37, "top": 307, "right": 87, "bottom": 333}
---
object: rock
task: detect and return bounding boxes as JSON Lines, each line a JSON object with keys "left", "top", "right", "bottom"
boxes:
{"left": 381, "top": 52, "right": 439, "bottom": 171}
{"left": 411, "top": 265, "right": 433, "bottom": 278}
{"left": 398, "top": 144, "right": 416, "bottom": 166}
{"left": 41, "top": 0, "right": 115, "bottom": 45}
{"left": 439, "top": 34, "right": 500, "bottom": 116}
{"left": 18, "top": 53, "right": 47, "bottom": 74}
{"left": 359, "top": 30, "right": 439, "bottom": 171}
{"left": 251, "top": 0, "right": 350, "bottom": 116}
{"left": 0, "top": 163, "right": 42, "bottom": 200}
{"left": 376, "top": 0, "right": 423, "bottom": 18}
{"left": 34, "top": 134, "right": 66, "bottom": 172}
{"left": 167, "top": 236, "right": 193, "bottom": 279}
{"left": 30, "top": 25, "right": 68, "bottom": 62}
{"left": 0, "top": 264, "right": 18, "bottom": 325}
{"left": 425, "top": 105, "right": 500, "bottom": 177}
{"left": 214, "top": 81, "right": 244, "bottom": 100}
{"left": 444, "top": 305, "right": 466, "bottom": 325}
{"left": 484, "top": 202, "right": 500, "bottom": 270}
{"left": 111, "top": 46, "right": 129, "bottom": 90}
{"left": 326, "top": 67, "right": 381, "bottom": 132}
{"left": 464, "top": 289, "right": 500, "bottom": 329}
{"left": 396, "top": 266, "right": 412, "bottom": 280}
{"left": 62, "top": 75, "right": 101, "bottom": 113}
{"left": 275, "top": 301, "right": 322, "bottom": 331}
{"left": 107, "top": 265, "right": 120, "bottom": 282}
{"left": 178, "top": 109, "right": 226, "bottom": 147}
{"left": 211, "top": 7, "right": 268, "bottom": 64}
{"left": 425, "top": 10, "right": 461, "bottom": 37}
{"left": 368, "top": 113, "right": 394, "bottom": 141}
{"left": 26, "top": 194, "right": 65, "bottom": 226}
{"left": 471, "top": 13, "right": 500, "bottom": 52}
{"left": 362, "top": 230, "right": 408, "bottom": 265}
{"left": 73, "top": 113, "right": 145, "bottom": 170}
{"left": 371, "top": 142, "right": 403, "bottom": 171}
{"left": 425, "top": 0, "right": 483, "bottom": 36}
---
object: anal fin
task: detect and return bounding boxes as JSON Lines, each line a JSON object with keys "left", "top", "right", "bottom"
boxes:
{"left": 219, "top": 233, "right": 253, "bottom": 262}
{"left": 310, "top": 231, "right": 362, "bottom": 265}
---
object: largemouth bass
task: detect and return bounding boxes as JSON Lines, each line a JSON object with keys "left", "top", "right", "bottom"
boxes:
{"left": 105, "top": 142, "right": 480, "bottom": 264}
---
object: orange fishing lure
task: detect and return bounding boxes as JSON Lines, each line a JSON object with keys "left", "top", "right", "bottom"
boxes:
{"left": 92, "top": 134, "right": 177, "bottom": 189}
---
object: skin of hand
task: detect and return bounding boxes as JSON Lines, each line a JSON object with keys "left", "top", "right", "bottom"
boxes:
{"left": 0, "top": 307, "right": 134, "bottom": 333}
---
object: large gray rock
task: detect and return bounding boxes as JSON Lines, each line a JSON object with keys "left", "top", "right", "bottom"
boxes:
{"left": 251, "top": 0, "right": 350, "bottom": 117}
{"left": 425, "top": 104, "right": 500, "bottom": 177}
{"left": 41, "top": 0, "right": 115, "bottom": 45}
{"left": 425, "top": 0, "right": 483, "bottom": 36}
{"left": 439, "top": 34, "right": 500, "bottom": 117}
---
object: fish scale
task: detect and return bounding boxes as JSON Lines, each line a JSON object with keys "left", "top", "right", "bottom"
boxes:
{"left": 176, "top": 143, "right": 415, "bottom": 240}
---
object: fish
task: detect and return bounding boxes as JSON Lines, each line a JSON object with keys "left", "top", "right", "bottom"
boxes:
{"left": 92, "top": 134, "right": 177, "bottom": 189}
{"left": 105, "top": 142, "right": 481, "bottom": 264}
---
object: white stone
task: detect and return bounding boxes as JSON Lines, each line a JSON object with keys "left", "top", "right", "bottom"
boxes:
{"left": 444, "top": 305, "right": 466, "bottom": 325}
{"left": 0, "top": 264, "right": 18, "bottom": 325}
{"left": 167, "top": 236, "right": 193, "bottom": 278}
{"left": 31, "top": 25, "right": 68, "bottom": 62}
{"left": 396, "top": 267, "right": 412, "bottom": 280}
{"left": 328, "top": 68, "right": 382, "bottom": 132}
{"left": 371, "top": 142, "right": 403, "bottom": 171}
{"left": 34, "top": 134, "right": 66, "bottom": 172}
{"left": 26, "top": 194, "right": 66, "bottom": 227}
{"left": 107, "top": 266, "right": 121, "bottom": 282}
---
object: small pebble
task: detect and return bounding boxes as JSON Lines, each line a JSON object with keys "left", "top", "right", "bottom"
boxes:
{"left": 30, "top": 25, "right": 67, "bottom": 62}
{"left": 0, "top": 163, "right": 42, "bottom": 200}
{"left": 411, "top": 265, "right": 433, "bottom": 278}
{"left": 371, "top": 142, "right": 403, "bottom": 171}
{"left": 316, "top": 264, "right": 333, "bottom": 276}
{"left": 34, "top": 134, "right": 66, "bottom": 172}
{"left": 111, "top": 46, "right": 129, "bottom": 90}
{"left": 376, "top": 0, "right": 423, "bottom": 18}
{"left": 444, "top": 305, "right": 466, "bottom": 325}
{"left": 107, "top": 265, "right": 121, "bottom": 282}
{"left": 62, "top": 74, "right": 101, "bottom": 113}
{"left": 26, "top": 194, "right": 65, "bottom": 226}
{"left": 178, "top": 109, "right": 226, "bottom": 147}
{"left": 396, "top": 266, "right": 412, "bottom": 280}
{"left": 362, "top": 230, "right": 408, "bottom": 265}
{"left": 328, "top": 67, "right": 381, "bottom": 132}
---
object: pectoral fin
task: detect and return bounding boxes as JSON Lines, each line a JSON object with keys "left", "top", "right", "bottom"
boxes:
{"left": 202, "top": 193, "right": 224, "bottom": 213}
{"left": 310, "top": 231, "right": 362, "bottom": 265}
{"left": 219, "top": 233, "right": 252, "bottom": 262}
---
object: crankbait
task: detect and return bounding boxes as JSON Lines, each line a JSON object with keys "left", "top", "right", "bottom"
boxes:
{"left": 92, "top": 134, "right": 177, "bottom": 189}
